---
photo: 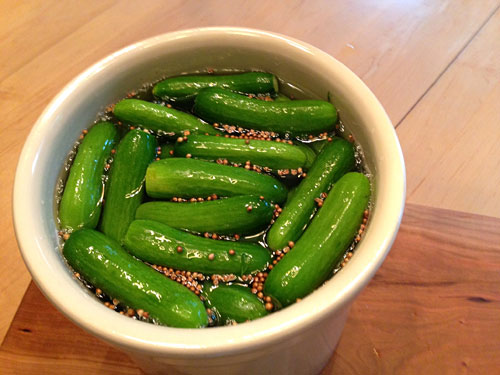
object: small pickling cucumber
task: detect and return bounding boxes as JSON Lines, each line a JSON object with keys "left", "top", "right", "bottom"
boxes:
{"left": 152, "top": 72, "right": 278, "bottom": 103}
{"left": 294, "top": 142, "right": 317, "bottom": 168}
{"left": 309, "top": 140, "right": 328, "bottom": 154}
{"left": 203, "top": 283, "right": 268, "bottom": 325}
{"left": 63, "top": 229, "right": 208, "bottom": 328}
{"left": 264, "top": 172, "right": 371, "bottom": 307}
{"left": 266, "top": 138, "right": 355, "bottom": 250}
{"left": 135, "top": 195, "right": 274, "bottom": 236}
{"left": 193, "top": 87, "right": 337, "bottom": 136}
{"left": 99, "top": 130, "right": 157, "bottom": 242}
{"left": 59, "top": 122, "right": 118, "bottom": 231}
{"left": 124, "top": 220, "right": 271, "bottom": 276}
{"left": 113, "top": 99, "right": 219, "bottom": 136}
{"left": 145, "top": 158, "right": 287, "bottom": 204}
{"left": 174, "top": 135, "right": 312, "bottom": 170}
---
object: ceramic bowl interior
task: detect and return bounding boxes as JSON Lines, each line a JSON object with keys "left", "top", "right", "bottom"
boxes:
{"left": 13, "top": 28, "right": 405, "bottom": 357}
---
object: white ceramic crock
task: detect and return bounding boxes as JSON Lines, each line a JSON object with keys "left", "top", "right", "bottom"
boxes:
{"left": 13, "top": 28, "right": 405, "bottom": 375}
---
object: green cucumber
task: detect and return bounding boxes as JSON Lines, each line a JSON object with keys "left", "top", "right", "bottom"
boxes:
{"left": 135, "top": 195, "right": 274, "bottom": 235}
{"left": 266, "top": 138, "right": 355, "bottom": 250}
{"left": 153, "top": 72, "right": 278, "bottom": 103}
{"left": 59, "top": 122, "right": 118, "bottom": 231}
{"left": 113, "top": 99, "right": 219, "bottom": 136}
{"left": 203, "top": 283, "right": 268, "bottom": 325}
{"left": 286, "top": 185, "right": 299, "bottom": 203}
{"left": 145, "top": 158, "right": 287, "bottom": 203}
{"left": 174, "top": 135, "right": 312, "bottom": 170}
{"left": 159, "top": 143, "right": 174, "bottom": 159}
{"left": 63, "top": 229, "right": 208, "bottom": 328}
{"left": 264, "top": 172, "right": 370, "bottom": 307}
{"left": 124, "top": 220, "right": 271, "bottom": 276}
{"left": 294, "top": 142, "right": 317, "bottom": 168}
{"left": 310, "top": 140, "right": 328, "bottom": 154}
{"left": 99, "top": 129, "right": 157, "bottom": 242}
{"left": 193, "top": 87, "right": 337, "bottom": 136}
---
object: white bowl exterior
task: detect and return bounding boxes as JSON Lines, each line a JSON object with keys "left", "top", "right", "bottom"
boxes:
{"left": 13, "top": 28, "right": 405, "bottom": 374}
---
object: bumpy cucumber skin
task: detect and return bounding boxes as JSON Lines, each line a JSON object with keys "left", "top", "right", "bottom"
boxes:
{"left": 266, "top": 138, "right": 355, "bottom": 250}
{"left": 136, "top": 195, "right": 274, "bottom": 235}
{"left": 203, "top": 283, "right": 268, "bottom": 325}
{"left": 99, "top": 130, "right": 157, "bottom": 242}
{"left": 145, "top": 158, "right": 287, "bottom": 204}
{"left": 63, "top": 229, "right": 208, "bottom": 328}
{"left": 152, "top": 72, "right": 278, "bottom": 103}
{"left": 264, "top": 172, "right": 371, "bottom": 307}
{"left": 174, "top": 135, "right": 309, "bottom": 170}
{"left": 193, "top": 87, "right": 337, "bottom": 136}
{"left": 124, "top": 220, "right": 271, "bottom": 276}
{"left": 59, "top": 122, "right": 118, "bottom": 231}
{"left": 113, "top": 99, "right": 219, "bottom": 136}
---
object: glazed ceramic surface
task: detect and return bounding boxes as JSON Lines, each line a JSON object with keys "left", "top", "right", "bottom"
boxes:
{"left": 13, "top": 28, "right": 405, "bottom": 375}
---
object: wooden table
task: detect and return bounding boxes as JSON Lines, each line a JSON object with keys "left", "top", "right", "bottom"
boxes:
{"left": 1, "top": 1, "right": 499, "bottom": 373}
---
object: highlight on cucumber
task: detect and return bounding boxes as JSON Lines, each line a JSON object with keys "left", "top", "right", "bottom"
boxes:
{"left": 56, "top": 70, "right": 371, "bottom": 328}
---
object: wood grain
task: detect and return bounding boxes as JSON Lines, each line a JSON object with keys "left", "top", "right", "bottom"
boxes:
{"left": 397, "top": 6, "right": 500, "bottom": 218}
{"left": 0, "top": 284, "right": 142, "bottom": 375}
{"left": 1, "top": 0, "right": 500, "bottom": 351}
{"left": 323, "top": 204, "right": 500, "bottom": 374}
{"left": 2, "top": 204, "right": 499, "bottom": 374}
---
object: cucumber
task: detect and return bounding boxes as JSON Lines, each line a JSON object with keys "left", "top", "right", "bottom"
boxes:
{"left": 264, "top": 172, "right": 371, "bottom": 307}
{"left": 152, "top": 72, "right": 278, "bottom": 103}
{"left": 63, "top": 229, "right": 208, "bottom": 328}
{"left": 159, "top": 143, "right": 174, "bottom": 159}
{"left": 193, "top": 87, "right": 337, "bottom": 136}
{"left": 266, "top": 138, "right": 355, "bottom": 250}
{"left": 310, "top": 140, "right": 328, "bottom": 154}
{"left": 124, "top": 220, "right": 271, "bottom": 276}
{"left": 145, "top": 158, "right": 287, "bottom": 204}
{"left": 174, "top": 135, "right": 312, "bottom": 170}
{"left": 99, "top": 129, "right": 157, "bottom": 242}
{"left": 135, "top": 195, "right": 274, "bottom": 235}
{"left": 113, "top": 99, "right": 219, "bottom": 136}
{"left": 59, "top": 122, "right": 118, "bottom": 231}
{"left": 203, "top": 283, "right": 268, "bottom": 325}
{"left": 286, "top": 185, "right": 299, "bottom": 203}
{"left": 294, "top": 142, "right": 317, "bottom": 168}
